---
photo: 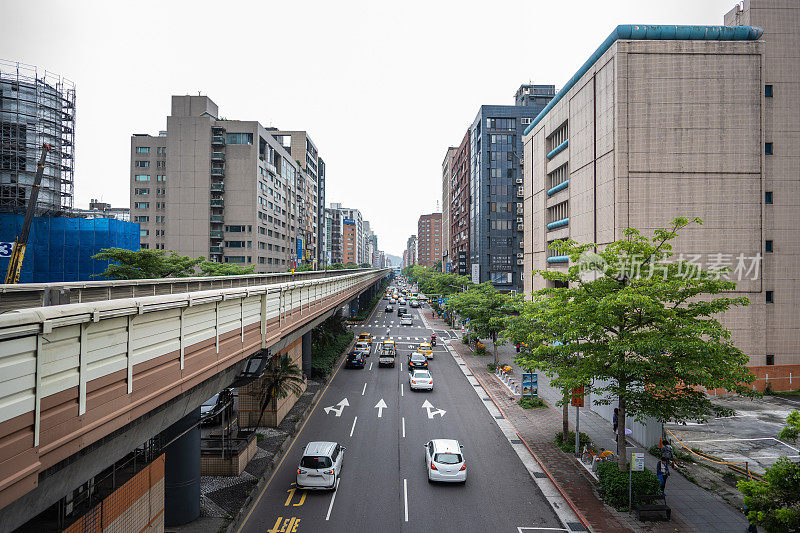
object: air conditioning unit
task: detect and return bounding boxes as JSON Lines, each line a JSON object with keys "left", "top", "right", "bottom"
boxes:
{"left": 517, "top": 259, "right": 524, "bottom": 265}
{"left": 516, "top": 253, "right": 524, "bottom": 259}
{"left": 515, "top": 178, "right": 523, "bottom": 185}
{"left": 519, "top": 241, "right": 524, "bottom": 249}
{"left": 516, "top": 217, "right": 523, "bottom": 224}
{"left": 517, "top": 224, "right": 524, "bottom": 232}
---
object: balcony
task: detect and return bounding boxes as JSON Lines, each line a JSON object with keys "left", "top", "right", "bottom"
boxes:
{"left": 210, "top": 199, "right": 224, "bottom": 208}
{"left": 209, "top": 246, "right": 223, "bottom": 254}
{"left": 210, "top": 215, "right": 224, "bottom": 223}
{"left": 211, "top": 167, "right": 225, "bottom": 177}
{"left": 210, "top": 183, "right": 225, "bottom": 192}
{"left": 266, "top": 161, "right": 277, "bottom": 175}
{"left": 211, "top": 135, "right": 226, "bottom": 146}
{"left": 210, "top": 230, "right": 223, "bottom": 239}
{"left": 211, "top": 152, "right": 226, "bottom": 162}
{"left": 547, "top": 218, "right": 569, "bottom": 230}
{"left": 516, "top": 187, "right": 524, "bottom": 198}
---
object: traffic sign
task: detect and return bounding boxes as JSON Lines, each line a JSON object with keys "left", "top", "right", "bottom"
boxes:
{"left": 631, "top": 452, "right": 645, "bottom": 471}
{"left": 570, "top": 386, "right": 584, "bottom": 407}
{"left": 522, "top": 373, "right": 538, "bottom": 397}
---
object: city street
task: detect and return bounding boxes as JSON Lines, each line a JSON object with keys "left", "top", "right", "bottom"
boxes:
{"left": 237, "top": 295, "right": 563, "bottom": 533}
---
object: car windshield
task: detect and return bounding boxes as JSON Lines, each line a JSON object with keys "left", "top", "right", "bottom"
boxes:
{"left": 411, "top": 354, "right": 425, "bottom": 362}
{"left": 202, "top": 394, "right": 219, "bottom": 407}
{"left": 434, "top": 453, "right": 462, "bottom": 465}
{"left": 300, "top": 455, "right": 332, "bottom": 469}
{"left": 414, "top": 371, "right": 431, "bottom": 379}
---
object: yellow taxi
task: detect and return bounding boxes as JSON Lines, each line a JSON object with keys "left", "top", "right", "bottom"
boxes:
{"left": 358, "top": 333, "right": 373, "bottom": 346}
{"left": 418, "top": 342, "right": 434, "bottom": 360}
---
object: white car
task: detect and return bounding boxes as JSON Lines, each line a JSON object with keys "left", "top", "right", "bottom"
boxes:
{"left": 409, "top": 369, "right": 433, "bottom": 391}
{"left": 398, "top": 298, "right": 407, "bottom": 305}
{"left": 355, "top": 341, "right": 371, "bottom": 356}
{"left": 425, "top": 439, "right": 466, "bottom": 483}
{"left": 296, "top": 441, "right": 345, "bottom": 490}
{"left": 400, "top": 315, "right": 413, "bottom": 326}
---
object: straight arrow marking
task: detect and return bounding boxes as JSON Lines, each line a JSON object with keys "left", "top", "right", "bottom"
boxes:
{"left": 375, "top": 399, "right": 387, "bottom": 418}
{"left": 421, "top": 399, "right": 446, "bottom": 419}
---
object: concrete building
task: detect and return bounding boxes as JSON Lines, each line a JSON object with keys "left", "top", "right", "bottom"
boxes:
{"left": 131, "top": 96, "right": 316, "bottom": 271}
{"left": 441, "top": 146, "right": 457, "bottom": 272}
{"left": 450, "top": 131, "right": 471, "bottom": 276}
{"left": 417, "top": 213, "right": 442, "bottom": 268}
{"left": 523, "top": 1, "right": 799, "bottom": 383}
{"left": 71, "top": 199, "right": 130, "bottom": 221}
{"left": 406, "top": 234, "right": 417, "bottom": 267}
{"left": 468, "top": 84, "right": 555, "bottom": 290}
{"left": 267, "top": 129, "right": 325, "bottom": 267}
{"left": 0, "top": 60, "right": 75, "bottom": 215}
{"left": 326, "top": 203, "right": 364, "bottom": 265}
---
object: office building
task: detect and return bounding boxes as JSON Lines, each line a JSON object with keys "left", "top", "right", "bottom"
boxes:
{"left": 417, "top": 213, "right": 441, "bottom": 268}
{"left": 326, "top": 203, "right": 364, "bottom": 265}
{"left": 406, "top": 234, "right": 417, "bottom": 267}
{"left": 450, "top": 131, "right": 470, "bottom": 276}
{"left": 441, "top": 147, "right": 457, "bottom": 272}
{"left": 523, "top": 0, "right": 799, "bottom": 382}
{"left": 131, "top": 96, "right": 315, "bottom": 271}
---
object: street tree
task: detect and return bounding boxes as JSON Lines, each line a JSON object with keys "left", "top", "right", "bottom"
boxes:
{"left": 253, "top": 355, "right": 305, "bottom": 429}
{"left": 445, "top": 282, "right": 514, "bottom": 366}
{"left": 778, "top": 409, "right": 800, "bottom": 444}
{"left": 514, "top": 218, "right": 757, "bottom": 470}
{"left": 198, "top": 261, "right": 255, "bottom": 276}
{"left": 738, "top": 456, "right": 800, "bottom": 533}
{"left": 92, "top": 248, "right": 202, "bottom": 279}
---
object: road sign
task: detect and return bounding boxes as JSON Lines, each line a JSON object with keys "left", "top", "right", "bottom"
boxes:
{"left": 570, "top": 386, "right": 584, "bottom": 407}
{"left": 323, "top": 398, "right": 349, "bottom": 417}
{"left": 421, "top": 399, "right": 445, "bottom": 419}
{"left": 437, "top": 298, "right": 444, "bottom": 304}
{"left": 522, "top": 373, "right": 538, "bottom": 397}
{"left": 0, "top": 242, "right": 13, "bottom": 258}
{"left": 631, "top": 452, "right": 645, "bottom": 472}
{"left": 374, "top": 399, "right": 387, "bottom": 418}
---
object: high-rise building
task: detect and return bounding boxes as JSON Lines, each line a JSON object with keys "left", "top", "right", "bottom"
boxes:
{"left": 524, "top": 0, "right": 799, "bottom": 382}
{"left": 469, "top": 84, "right": 555, "bottom": 290}
{"left": 130, "top": 95, "right": 315, "bottom": 271}
{"left": 406, "top": 234, "right": 418, "bottom": 267}
{"left": 0, "top": 60, "right": 75, "bottom": 215}
{"left": 450, "top": 131, "right": 470, "bottom": 276}
{"left": 441, "top": 147, "right": 457, "bottom": 273}
{"left": 417, "top": 213, "right": 441, "bottom": 268}
{"left": 326, "top": 203, "right": 364, "bottom": 265}
{"left": 71, "top": 199, "right": 130, "bottom": 221}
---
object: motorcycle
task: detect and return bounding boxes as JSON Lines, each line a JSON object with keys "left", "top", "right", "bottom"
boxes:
{"left": 431, "top": 335, "right": 437, "bottom": 347}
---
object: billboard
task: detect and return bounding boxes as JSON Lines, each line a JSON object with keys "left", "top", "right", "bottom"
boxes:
{"left": 297, "top": 237, "right": 303, "bottom": 260}
{"left": 343, "top": 218, "right": 355, "bottom": 225}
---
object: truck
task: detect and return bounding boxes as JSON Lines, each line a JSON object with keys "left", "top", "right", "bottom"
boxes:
{"left": 378, "top": 339, "right": 396, "bottom": 367}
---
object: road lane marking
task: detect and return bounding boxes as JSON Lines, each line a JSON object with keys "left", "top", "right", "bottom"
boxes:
{"left": 403, "top": 478, "right": 408, "bottom": 522}
{"left": 369, "top": 362, "right": 373, "bottom": 371}
{"left": 325, "top": 477, "right": 340, "bottom": 521}
{"left": 323, "top": 398, "right": 350, "bottom": 417}
{"left": 375, "top": 399, "right": 387, "bottom": 417}
{"left": 362, "top": 382, "right": 367, "bottom": 395}
{"left": 421, "top": 399, "right": 446, "bottom": 418}
{"left": 349, "top": 416, "right": 358, "bottom": 437}
{"left": 402, "top": 417, "right": 405, "bottom": 438}
{"left": 401, "top": 383, "right": 404, "bottom": 396}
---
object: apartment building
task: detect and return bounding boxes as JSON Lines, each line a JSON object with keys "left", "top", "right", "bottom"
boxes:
{"left": 441, "top": 146, "right": 457, "bottom": 272}
{"left": 450, "top": 131, "right": 470, "bottom": 276}
{"left": 131, "top": 95, "right": 316, "bottom": 271}
{"left": 523, "top": 0, "right": 799, "bottom": 384}
{"left": 326, "top": 203, "right": 364, "bottom": 265}
{"left": 406, "top": 234, "right": 417, "bottom": 267}
{"left": 417, "top": 213, "right": 442, "bottom": 267}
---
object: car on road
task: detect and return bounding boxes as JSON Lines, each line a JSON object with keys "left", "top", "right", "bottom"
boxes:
{"left": 400, "top": 315, "right": 413, "bottom": 326}
{"left": 409, "top": 369, "right": 433, "bottom": 391}
{"left": 408, "top": 352, "right": 428, "bottom": 370}
{"left": 425, "top": 439, "right": 466, "bottom": 483}
{"left": 398, "top": 298, "right": 406, "bottom": 305}
{"left": 358, "top": 333, "right": 373, "bottom": 346}
{"left": 418, "top": 342, "right": 434, "bottom": 359}
{"left": 410, "top": 299, "right": 419, "bottom": 308}
{"left": 296, "top": 441, "right": 345, "bottom": 490}
{"left": 200, "top": 388, "right": 234, "bottom": 426}
{"left": 354, "top": 341, "right": 371, "bottom": 356}
{"left": 384, "top": 304, "right": 394, "bottom": 312}
{"left": 397, "top": 306, "right": 407, "bottom": 316}
{"left": 345, "top": 351, "right": 366, "bottom": 368}
{"left": 389, "top": 298, "right": 397, "bottom": 304}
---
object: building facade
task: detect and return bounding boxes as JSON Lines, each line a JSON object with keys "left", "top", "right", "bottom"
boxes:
{"left": 417, "top": 213, "right": 442, "bottom": 268}
{"left": 0, "top": 60, "right": 75, "bottom": 215}
{"left": 524, "top": 1, "right": 799, "bottom": 383}
{"left": 468, "top": 85, "right": 555, "bottom": 290}
{"left": 326, "top": 203, "right": 365, "bottom": 265}
{"left": 131, "top": 95, "right": 315, "bottom": 272}
{"left": 406, "top": 234, "right": 417, "bottom": 267}
{"left": 71, "top": 199, "right": 130, "bottom": 221}
{"left": 450, "top": 131, "right": 470, "bottom": 276}
{"left": 441, "top": 146, "right": 457, "bottom": 272}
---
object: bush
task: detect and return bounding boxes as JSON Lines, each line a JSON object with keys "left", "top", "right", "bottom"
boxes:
{"left": 554, "top": 430, "right": 591, "bottom": 453}
{"left": 310, "top": 331, "right": 353, "bottom": 378}
{"left": 518, "top": 397, "right": 547, "bottom": 409}
{"left": 487, "top": 363, "right": 497, "bottom": 373}
{"left": 462, "top": 334, "right": 470, "bottom": 345}
{"left": 596, "top": 461, "right": 661, "bottom": 510}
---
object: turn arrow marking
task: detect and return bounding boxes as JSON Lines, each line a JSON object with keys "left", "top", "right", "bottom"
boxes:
{"left": 421, "top": 399, "right": 446, "bottom": 419}
{"left": 323, "top": 398, "right": 349, "bottom": 417}
{"left": 374, "top": 399, "right": 387, "bottom": 418}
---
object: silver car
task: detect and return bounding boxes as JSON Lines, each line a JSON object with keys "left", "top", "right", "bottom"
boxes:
{"left": 425, "top": 439, "right": 466, "bottom": 483}
{"left": 296, "top": 441, "right": 345, "bottom": 490}
{"left": 409, "top": 369, "right": 433, "bottom": 391}
{"left": 400, "top": 315, "right": 413, "bottom": 326}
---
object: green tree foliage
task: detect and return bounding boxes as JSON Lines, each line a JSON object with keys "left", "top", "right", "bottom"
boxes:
{"left": 92, "top": 248, "right": 202, "bottom": 279}
{"left": 738, "top": 457, "right": 800, "bottom": 533}
{"left": 445, "top": 282, "right": 515, "bottom": 366}
{"left": 778, "top": 409, "right": 800, "bottom": 444}
{"left": 509, "top": 218, "right": 756, "bottom": 470}
{"left": 253, "top": 355, "right": 305, "bottom": 428}
{"left": 403, "top": 264, "right": 472, "bottom": 296}
{"left": 197, "top": 261, "right": 255, "bottom": 276}
{"left": 358, "top": 262, "right": 372, "bottom": 268}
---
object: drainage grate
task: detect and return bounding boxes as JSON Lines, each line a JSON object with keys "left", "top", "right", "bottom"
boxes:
{"left": 533, "top": 471, "right": 546, "bottom": 478}
{"left": 567, "top": 522, "right": 587, "bottom": 532}
{"left": 473, "top": 384, "right": 482, "bottom": 388}
{"left": 494, "top": 415, "right": 504, "bottom": 419}
{"left": 510, "top": 439, "right": 522, "bottom": 444}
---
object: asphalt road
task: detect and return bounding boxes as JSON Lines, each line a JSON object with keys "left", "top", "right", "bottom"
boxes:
{"left": 237, "top": 288, "right": 562, "bottom": 533}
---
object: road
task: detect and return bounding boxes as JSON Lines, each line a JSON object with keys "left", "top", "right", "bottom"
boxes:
{"left": 237, "top": 288, "right": 563, "bottom": 533}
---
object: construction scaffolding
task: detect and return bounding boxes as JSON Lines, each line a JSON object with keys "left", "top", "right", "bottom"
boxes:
{"left": 0, "top": 59, "right": 75, "bottom": 215}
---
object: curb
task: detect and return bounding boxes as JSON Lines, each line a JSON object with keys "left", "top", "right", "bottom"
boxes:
{"left": 457, "top": 347, "right": 594, "bottom": 533}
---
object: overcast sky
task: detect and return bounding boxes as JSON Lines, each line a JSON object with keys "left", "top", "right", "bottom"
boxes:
{"left": 2, "top": 0, "right": 737, "bottom": 259}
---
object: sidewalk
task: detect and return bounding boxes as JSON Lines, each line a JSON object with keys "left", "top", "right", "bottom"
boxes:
{"left": 424, "top": 310, "right": 753, "bottom": 533}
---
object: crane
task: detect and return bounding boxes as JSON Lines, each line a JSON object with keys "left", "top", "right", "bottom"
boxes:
{"left": 4, "top": 143, "right": 52, "bottom": 284}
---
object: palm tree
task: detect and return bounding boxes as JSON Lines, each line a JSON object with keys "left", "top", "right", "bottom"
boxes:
{"left": 253, "top": 355, "right": 305, "bottom": 428}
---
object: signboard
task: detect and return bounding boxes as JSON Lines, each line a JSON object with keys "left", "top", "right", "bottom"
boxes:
{"left": 0, "top": 242, "right": 14, "bottom": 258}
{"left": 631, "top": 452, "right": 645, "bottom": 472}
{"left": 437, "top": 298, "right": 444, "bottom": 304}
{"left": 522, "top": 373, "right": 538, "bottom": 397}
{"left": 296, "top": 237, "right": 303, "bottom": 260}
{"left": 343, "top": 218, "right": 355, "bottom": 225}
{"left": 471, "top": 263, "right": 480, "bottom": 284}
{"left": 570, "top": 386, "right": 584, "bottom": 407}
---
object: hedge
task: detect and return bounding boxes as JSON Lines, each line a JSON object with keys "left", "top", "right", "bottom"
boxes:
{"left": 596, "top": 461, "right": 661, "bottom": 510}
{"left": 554, "top": 430, "right": 591, "bottom": 453}
{"left": 310, "top": 331, "right": 353, "bottom": 378}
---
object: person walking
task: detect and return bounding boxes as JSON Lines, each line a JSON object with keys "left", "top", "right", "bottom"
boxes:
{"left": 613, "top": 408, "right": 619, "bottom": 434}
{"left": 656, "top": 458, "right": 670, "bottom": 493}
{"left": 661, "top": 440, "right": 675, "bottom": 468}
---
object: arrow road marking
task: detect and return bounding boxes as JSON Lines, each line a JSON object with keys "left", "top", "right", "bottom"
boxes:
{"left": 323, "top": 398, "right": 349, "bottom": 417}
{"left": 421, "top": 399, "right": 446, "bottom": 419}
{"left": 375, "top": 399, "right": 387, "bottom": 418}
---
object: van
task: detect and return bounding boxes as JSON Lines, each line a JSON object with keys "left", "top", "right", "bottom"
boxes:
{"left": 296, "top": 441, "right": 345, "bottom": 490}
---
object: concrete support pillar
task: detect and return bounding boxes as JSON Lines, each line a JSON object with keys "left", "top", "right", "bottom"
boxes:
{"left": 302, "top": 331, "right": 312, "bottom": 378}
{"left": 162, "top": 408, "right": 201, "bottom": 527}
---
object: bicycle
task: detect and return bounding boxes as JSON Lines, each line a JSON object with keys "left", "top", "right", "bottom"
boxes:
{"left": 581, "top": 444, "right": 597, "bottom": 465}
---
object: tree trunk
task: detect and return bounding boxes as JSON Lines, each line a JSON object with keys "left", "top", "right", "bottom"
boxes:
{"left": 562, "top": 391, "right": 570, "bottom": 439}
{"left": 492, "top": 335, "right": 499, "bottom": 366}
{"left": 617, "top": 397, "right": 626, "bottom": 471}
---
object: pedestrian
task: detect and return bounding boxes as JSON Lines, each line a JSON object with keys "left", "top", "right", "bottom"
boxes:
{"left": 516, "top": 343, "right": 521, "bottom": 353}
{"left": 661, "top": 440, "right": 674, "bottom": 468}
{"left": 613, "top": 408, "right": 619, "bottom": 434}
{"left": 656, "top": 458, "right": 670, "bottom": 493}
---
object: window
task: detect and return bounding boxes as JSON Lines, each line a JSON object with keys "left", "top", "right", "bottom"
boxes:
{"left": 225, "top": 225, "right": 246, "bottom": 232}
{"left": 766, "top": 354, "right": 775, "bottom": 365}
{"left": 765, "top": 191, "right": 773, "bottom": 204}
{"left": 225, "top": 241, "right": 246, "bottom": 248}
{"left": 765, "top": 240, "right": 773, "bottom": 253}
{"left": 140, "top": 229, "right": 149, "bottom": 237}
{"left": 135, "top": 216, "right": 149, "bottom": 223}
{"left": 765, "top": 85, "right": 773, "bottom": 98}
{"left": 157, "top": 147, "right": 167, "bottom": 155}
{"left": 135, "top": 161, "right": 150, "bottom": 167}
{"left": 766, "top": 290, "right": 774, "bottom": 303}
{"left": 226, "top": 133, "right": 253, "bottom": 145}
{"left": 521, "top": 117, "right": 532, "bottom": 125}
{"left": 134, "top": 174, "right": 150, "bottom": 182}
{"left": 135, "top": 188, "right": 150, "bottom": 195}
{"left": 224, "top": 256, "right": 246, "bottom": 263}
{"left": 157, "top": 175, "right": 166, "bottom": 182}
{"left": 765, "top": 142, "right": 773, "bottom": 155}
{"left": 135, "top": 202, "right": 150, "bottom": 209}
{"left": 140, "top": 243, "right": 149, "bottom": 249}
{"left": 136, "top": 147, "right": 150, "bottom": 154}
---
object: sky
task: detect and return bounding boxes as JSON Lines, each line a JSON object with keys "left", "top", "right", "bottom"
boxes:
{"left": 2, "top": 0, "right": 738, "bottom": 259}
